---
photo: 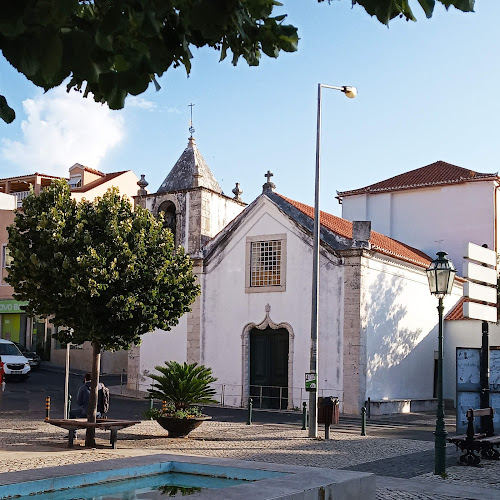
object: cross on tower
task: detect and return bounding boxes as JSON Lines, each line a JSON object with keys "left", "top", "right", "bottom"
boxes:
{"left": 262, "top": 170, "right": 276, "bottom": 194}
{"left": 188, "top": 103, "right": 195, "bottom": 136}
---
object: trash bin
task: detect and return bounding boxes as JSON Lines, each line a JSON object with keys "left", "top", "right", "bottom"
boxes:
{"left": 318, "top": 397, "right": 334, "bottom": 425}
{"left": 318, "top": 397, "right": 339, "bottom": 425}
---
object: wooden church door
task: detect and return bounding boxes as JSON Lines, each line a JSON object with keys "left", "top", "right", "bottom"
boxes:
{"left": 250, "top": 327, "right": 288, "bottom": 409}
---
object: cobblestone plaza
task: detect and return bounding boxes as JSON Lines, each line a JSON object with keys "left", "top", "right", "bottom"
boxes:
{"left": 0, "top": 414, "right": 499, "bottom": 499}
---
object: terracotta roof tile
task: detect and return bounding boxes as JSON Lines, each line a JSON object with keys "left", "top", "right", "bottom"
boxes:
{"left": 445, "top": 296, "right": 497, "bottom": 321}
{"left": 83, "top": 166, "right": 105, "bottom": 177}
{"left": 445, "top": 297, "right": 472, "bottom": 321}
{"left": 277, "top": 194, "right": 432, "bottom": 268}
{"left": 0, "top": 172, "right": 64, "bottom": 183}
{"left": 338, "top": 161, "right": 498, "bottom": 197}
{"left": 71, "top": 171, "right": 127, "bottom": 193}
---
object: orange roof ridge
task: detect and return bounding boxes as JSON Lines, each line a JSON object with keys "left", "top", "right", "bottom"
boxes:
{"left": 83, "top": 166, "right": 105, "bottom": 176}
{"left": 337, "top": 161, "right": 498, "bottom": 198}
{"left": 70, "top": 171, "right": 128, "bottom": 192}
{"left": 277, "top": 193, "right": 432, "bottom": 268}
{"left": 0, "top": 172, "right": 64, "bottom": 182}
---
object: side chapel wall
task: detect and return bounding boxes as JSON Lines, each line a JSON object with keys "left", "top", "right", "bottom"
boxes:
{"left": 362, "top": 255, "right": 462, "bottom": 402}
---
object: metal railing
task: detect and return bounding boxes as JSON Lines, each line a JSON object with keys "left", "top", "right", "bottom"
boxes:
{"left": 12, "top": 191, "right": 30, "bottom": 208}
{"left": 212, "top": 383, "right": 342, "bottom": 411}
{"left": 125, "top": 377, "right": 342, "bottom": 412}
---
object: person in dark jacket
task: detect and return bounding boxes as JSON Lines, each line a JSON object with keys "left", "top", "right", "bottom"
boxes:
{"left": 70, "top": 373, "right": 91, "bottom": 418}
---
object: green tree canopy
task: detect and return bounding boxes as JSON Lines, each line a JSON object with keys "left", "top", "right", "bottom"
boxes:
{"left": 6, "top": 180, "right": 200, "bottom": 445}
{"left": 0, "top": 0, "right": 474, "bottom": 124}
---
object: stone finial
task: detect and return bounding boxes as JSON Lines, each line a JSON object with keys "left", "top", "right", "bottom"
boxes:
{"left": 262, "top": 170, "right": 276, "bottom": 193}
{"left": 137, "top": 174, "right": 149, "bottom": 196}
{"left": 232, "top": 182, "right": 243, "bottom": 201}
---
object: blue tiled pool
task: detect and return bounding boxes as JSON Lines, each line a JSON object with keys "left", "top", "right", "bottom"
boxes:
{"left": 16, "top": 471, "right": 248, "bottom": 499}
{"left": 0, "top": 454, "right": 375, "bottom": 500}
{"left": 1, "top": 461, "right": 284, "bottom": 500}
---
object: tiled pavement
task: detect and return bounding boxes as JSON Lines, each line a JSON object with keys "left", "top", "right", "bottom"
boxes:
{"left": 0, "top": 415, "right": 499, "bottom": 499}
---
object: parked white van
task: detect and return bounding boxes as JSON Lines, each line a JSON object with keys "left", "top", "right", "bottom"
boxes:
{"left": 0, "top": 339, "right": 31, "bottom": 380}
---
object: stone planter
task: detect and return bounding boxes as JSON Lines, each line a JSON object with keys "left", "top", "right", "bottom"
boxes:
{"left": 155, "top": 415, "right": 212, "bottom": 438}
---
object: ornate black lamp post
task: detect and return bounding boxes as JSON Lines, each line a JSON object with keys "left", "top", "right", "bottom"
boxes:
{"left": 426, "top": 251, "right": 456, "bottom": 475}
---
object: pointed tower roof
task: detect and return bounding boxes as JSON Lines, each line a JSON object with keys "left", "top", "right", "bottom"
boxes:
{"left": 157, "top": 137, "right": 222, "bottom": 194}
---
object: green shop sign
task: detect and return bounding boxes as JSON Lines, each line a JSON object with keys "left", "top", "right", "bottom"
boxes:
{"left": 0, "top": 300, "right": 28, "bottom": 314}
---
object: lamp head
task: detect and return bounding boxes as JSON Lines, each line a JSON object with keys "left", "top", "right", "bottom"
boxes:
{"left": 426, "top": 251, "right": 456, "bottom": 297}
{"left": 342, "top": 86, "right": 357, "bottom": 98}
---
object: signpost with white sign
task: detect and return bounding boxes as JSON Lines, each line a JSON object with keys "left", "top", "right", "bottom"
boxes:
{"left": 462, "top": 242, "right": 498, "bottom": 427}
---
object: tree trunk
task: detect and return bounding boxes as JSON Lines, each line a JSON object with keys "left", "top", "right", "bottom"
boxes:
{"left": 85, "top": 341, "right": 101, "bottom": 447}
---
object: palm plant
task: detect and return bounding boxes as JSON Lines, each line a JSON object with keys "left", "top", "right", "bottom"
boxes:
{"left": 148, "top": 361, "right": 218, "bottom": 412}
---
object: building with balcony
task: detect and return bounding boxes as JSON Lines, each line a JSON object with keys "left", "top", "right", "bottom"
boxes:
{"left": 0, "top": 165, "right": 141, "bottom": 372}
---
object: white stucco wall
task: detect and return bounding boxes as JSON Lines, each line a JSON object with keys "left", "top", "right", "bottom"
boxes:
{"left": 364, "top": 256, "right": 463, "bottom": 401}
{"left": 135, "top": 315, "right": 188, "bottom": 391}
{"left": 444, "top": 319, "right": 500, "bottom": 405}
{"left": 204, "top": 191, "right": 245, "bottom": 238}
{"left": 71, "top": 171, "right": 140, "bottom": 203}
{"left": 342, "top": 181, "right": 496, "bottom": 270}
{"left": 0, "top": 193, "right": 15, "bottom": 210}
{"left": 201, "top": 197, "right": 344, "bottom": 408}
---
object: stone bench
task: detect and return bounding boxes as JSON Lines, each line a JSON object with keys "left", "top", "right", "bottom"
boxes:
{"left": 46, "top": 418, "right": 140, "bottom": 449}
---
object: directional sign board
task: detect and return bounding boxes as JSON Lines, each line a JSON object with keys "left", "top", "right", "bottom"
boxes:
{"left": 463, "top": 262, "right": 497, "bottom": 286}
{"left": 465, "top": 242, "right": 497, "bottom": 267}
{"left": 463, "top": 302, "right": 498, "bottom": 323}
{"left": 463, "top": 242, "right": 497, "bottom": 322}
{"left": 463, "top": 282, "right": 497, "bottom": 303}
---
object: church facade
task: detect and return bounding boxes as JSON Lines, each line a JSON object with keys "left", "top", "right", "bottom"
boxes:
{"left": 128, "top": 139, "right": 462, "bottom": 415}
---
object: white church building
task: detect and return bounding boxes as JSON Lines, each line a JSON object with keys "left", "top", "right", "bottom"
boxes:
{"left": 338, "top": 161, "right": 500, "bottom": 408}
{"left": 127, "top": 140, "right": 468, "bottom": 415}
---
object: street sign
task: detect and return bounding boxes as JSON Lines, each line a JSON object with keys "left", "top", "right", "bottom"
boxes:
{"left": 463, "top": 302, "right": 498, "bottom": 323}
{"left": 465, "top": 242, "right": 497, "bottom": 267}
{"left": 463, "top": 242, "right": 498, "bottom": 322}
{"left": 305, "top": 372, "right": 317, "bottom": 392}
{"left": 463, "top": 262, "right": 497, "bottom": 285}
{"left": 463, "top": 282, "right": 497, "bottom": 304}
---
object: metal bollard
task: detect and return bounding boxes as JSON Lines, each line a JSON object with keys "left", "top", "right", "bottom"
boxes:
{"left": 361, "top": 406, "right": 367, "bottom": 436}
{"left": 67, "top": 394, "right": 72, "bottom": 418}
{"left": 45, "top": 396, "right": 50, "bottom": 420}
{"left": 302, "top": 401, "right": 308, "bottom": 430}
{"left": 247, "top": 398, "right": 253, "bottom": 425}
{"left": 367, "top": 397, "right": 371, "bottom": 419}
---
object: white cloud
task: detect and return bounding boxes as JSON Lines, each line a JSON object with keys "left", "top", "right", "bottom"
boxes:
{"left": 0, "top": 87, "right": 125, "bottom": 177}
{"left": 126, "top": 96, "right": 157, "bottom": 110}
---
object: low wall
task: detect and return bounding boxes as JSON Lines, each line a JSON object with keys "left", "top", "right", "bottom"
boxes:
{"left": 368, "top": 399, "right": 411, "bottom": 416}
{"left": 367, "top": 398, "right": 439, "bottom": 415}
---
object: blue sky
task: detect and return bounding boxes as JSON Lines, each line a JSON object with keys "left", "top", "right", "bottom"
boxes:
{"left": 0, "top": 1, "right": 498, "bottom": 216}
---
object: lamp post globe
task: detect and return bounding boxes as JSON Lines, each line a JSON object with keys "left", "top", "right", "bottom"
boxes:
{"left": 426, "top": 251, "right": 456, "bottom": 476}
{"left": 343, "top": 86, "right": 357, "bottom": 98}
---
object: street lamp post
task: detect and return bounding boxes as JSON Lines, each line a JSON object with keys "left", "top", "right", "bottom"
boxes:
{"left": 425, "top": 251, "right": 456, "bottom": 475}
{"left": 309, "top": 83, "right": 357, "bottom": 438}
